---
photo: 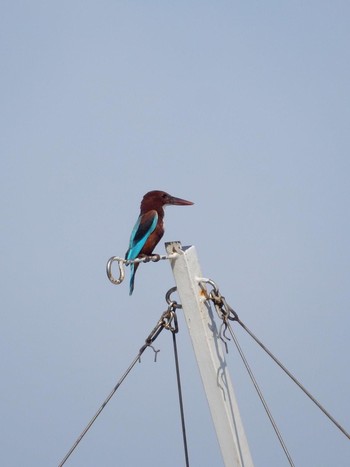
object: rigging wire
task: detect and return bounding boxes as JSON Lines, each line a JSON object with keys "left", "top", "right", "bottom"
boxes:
{"left": 58, "top": 309, "right": 172, "bottom": 467}
{"left": 225, "top": 321, "right": 295, "bottom": 467}
{"left": 165, "top": 288, "right": 190, "bottom": 466}
{"left": 203, "top": 279, "right": 350, "bottom": 441}
{"left": 203, "top": 280, "right": 295, "bottom": 465}
{"left": 236, "top": 318, "right": 350, "bottom": 440}
{"left": 58, "top": 352, "right": 143, "bottom": 467}
{"left": 171, "top": 317, "right": 190, "bottom": 467}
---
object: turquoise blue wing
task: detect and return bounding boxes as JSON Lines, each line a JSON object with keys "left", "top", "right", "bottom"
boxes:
{"left": 125, "top": 210, "right": 158, "bottom": 261}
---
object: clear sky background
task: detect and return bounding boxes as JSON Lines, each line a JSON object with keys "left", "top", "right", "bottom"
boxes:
{"left": 1, "top": 2, "right": 350, "bottom": 466}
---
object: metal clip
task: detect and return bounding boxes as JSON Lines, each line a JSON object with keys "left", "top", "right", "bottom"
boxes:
{"left": 165, "top": 286, "right": 182, "bottom": 309}
{"left": 161, "top": 306, "right": 179, "bottom": 334}
{"left": 198, "top": 277, "right": 238, "bottom": 322}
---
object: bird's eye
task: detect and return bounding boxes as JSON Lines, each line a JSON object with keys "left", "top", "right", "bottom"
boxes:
{"left": 162, "top": 193, "right": 167, "bottom": 198}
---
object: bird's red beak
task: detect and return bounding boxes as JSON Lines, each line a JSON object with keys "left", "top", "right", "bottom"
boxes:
{"left": 167, "top": 195, "right": 194, "bottom": 206}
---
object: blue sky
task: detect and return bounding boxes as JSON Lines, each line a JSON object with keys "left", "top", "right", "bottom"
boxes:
{"left": 1, "top": 1, "right": 350, "bottom": 466}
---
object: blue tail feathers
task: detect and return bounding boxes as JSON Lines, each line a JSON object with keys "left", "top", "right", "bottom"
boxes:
{"left": 129, "top": 263, "right": 135, "bottom": 295}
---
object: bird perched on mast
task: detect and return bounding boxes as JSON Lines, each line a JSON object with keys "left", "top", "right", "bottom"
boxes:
{"left": 125, "top": 190, "right": 194, "bottom": 295}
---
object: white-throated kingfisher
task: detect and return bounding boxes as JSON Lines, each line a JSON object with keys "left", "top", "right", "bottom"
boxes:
{"left": 125, "top": 190, "right": 193, "bottom": 295}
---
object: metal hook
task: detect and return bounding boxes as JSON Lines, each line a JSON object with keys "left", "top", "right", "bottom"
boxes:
{"left": 197, "top": 277, "right": 220, "bottom": 296}
{"left": 165, "top": 287, "right": 182, "bottom": 309}
{"left": 138, "top": 343, "right": 160, "bottom": 363}
{"left": 106, "top": 256, "right": 126, "bottom": 285}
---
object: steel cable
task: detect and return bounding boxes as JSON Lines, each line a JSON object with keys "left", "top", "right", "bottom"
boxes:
{"left": 235, "top": 317, "right": 350, "bottom": 440}
{"left": 171, "top": 328, "right": 190, "bottom": 467}
{"left": 58, "top": 311, "right": 170, "bottom": 467}
{"left": 226, "top": 321, "right": 295, "bottom": 466}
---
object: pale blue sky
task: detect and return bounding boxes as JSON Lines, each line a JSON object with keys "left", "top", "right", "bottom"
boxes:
{"left": 1, "top": 2, "right": 350, "bottom": 466}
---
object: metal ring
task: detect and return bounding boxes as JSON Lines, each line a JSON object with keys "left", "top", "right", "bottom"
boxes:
{"left": 197, "top": 277, "right": 220, "bottom": 295}
{"left": 165, "top": 286, "right": 182, "bottom": 309}
{"left": 106, "top": 256, "right": 125, "bottom": 285}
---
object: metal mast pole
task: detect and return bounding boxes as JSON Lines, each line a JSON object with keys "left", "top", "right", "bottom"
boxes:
{"left": 166, "top": 242, "right": 254, "bottom": 467}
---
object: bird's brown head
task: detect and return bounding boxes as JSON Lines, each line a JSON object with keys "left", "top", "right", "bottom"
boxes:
{"left": 140, "top": 190, "right": 193, "bottom": 213}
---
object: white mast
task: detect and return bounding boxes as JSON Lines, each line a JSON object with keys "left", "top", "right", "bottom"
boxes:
{"left": 166, "top": 242, "right": 254, "bottom": 467}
